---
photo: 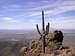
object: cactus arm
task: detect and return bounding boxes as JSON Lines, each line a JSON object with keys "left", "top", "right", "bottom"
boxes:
{"left": 45, "top": 22, "right": 50, "bottom": 35}
{"left": 36, "top": 24, "right": 42, "bottom": 36}
{"left": 47, "top": 22, "right": 50, "bottom": 33}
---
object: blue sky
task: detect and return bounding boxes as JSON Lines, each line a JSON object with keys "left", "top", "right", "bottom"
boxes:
{"left": 0, "top": 0, "right": 75, "bottom": 30}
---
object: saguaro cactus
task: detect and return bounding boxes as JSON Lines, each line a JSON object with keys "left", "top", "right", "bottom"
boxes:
{"left": 36, "top": 10, "right": 50, "bottom": 53}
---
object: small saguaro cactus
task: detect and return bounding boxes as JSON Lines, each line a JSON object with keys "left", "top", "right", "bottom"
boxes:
{"left": 36, "top": 10, "right": 50, "bottom": 53}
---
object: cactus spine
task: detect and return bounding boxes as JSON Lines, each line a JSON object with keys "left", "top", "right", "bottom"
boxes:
{"left": 36, "top": 10, "right": 50, "bottom": 53}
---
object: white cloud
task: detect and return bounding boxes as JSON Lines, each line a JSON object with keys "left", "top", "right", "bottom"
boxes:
{"left": 3, "top": 17, "right": 13, "bottom": 20}
{"left": 29, "top": 5, "right": 75, "bottom": 17}
{"left": 3, "top": 17, "right": 18, "bottom": 23}
{"left": 50, "top": 16, "right": 75, "bottom": 29}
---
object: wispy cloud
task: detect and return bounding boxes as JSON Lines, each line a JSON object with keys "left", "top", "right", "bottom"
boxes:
{"left": 50, "top": 16, "right": 75, "bottom": 29}
{"left": 28, "top": 0, "right": 61, "bottom": 11}
{"left": 29, "top": 2, "right": 75, "bottom": 17}
{"left": 3, "top": 17, "right": 18, "bottom": 23}
{"left": 0, "top": 0, "right": 75, "bottom": 29}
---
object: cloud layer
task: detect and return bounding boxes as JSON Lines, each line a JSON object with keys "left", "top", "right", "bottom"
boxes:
{"left": 0, "top": 0, "right": 75, "bottom": 29}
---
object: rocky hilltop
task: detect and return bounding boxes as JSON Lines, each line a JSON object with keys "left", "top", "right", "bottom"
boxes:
{"left": 19, "top": 11, "right": 75, "bottom": 56}
{"left": 19, "top": 32, "right": 75, "bottom": 56}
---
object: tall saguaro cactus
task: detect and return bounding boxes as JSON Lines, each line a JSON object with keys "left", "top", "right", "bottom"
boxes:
{"left": 36, "top": 10, "right": 50, "bottom": 53}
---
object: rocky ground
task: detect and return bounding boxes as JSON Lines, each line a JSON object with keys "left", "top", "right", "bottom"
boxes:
{"left": 19, "top": 33, "right": 75, "bottom": 56}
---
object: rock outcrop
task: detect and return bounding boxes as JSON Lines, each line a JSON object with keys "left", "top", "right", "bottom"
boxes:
{"left": 19, "top": 32, "right": 75, "bottom": 56}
